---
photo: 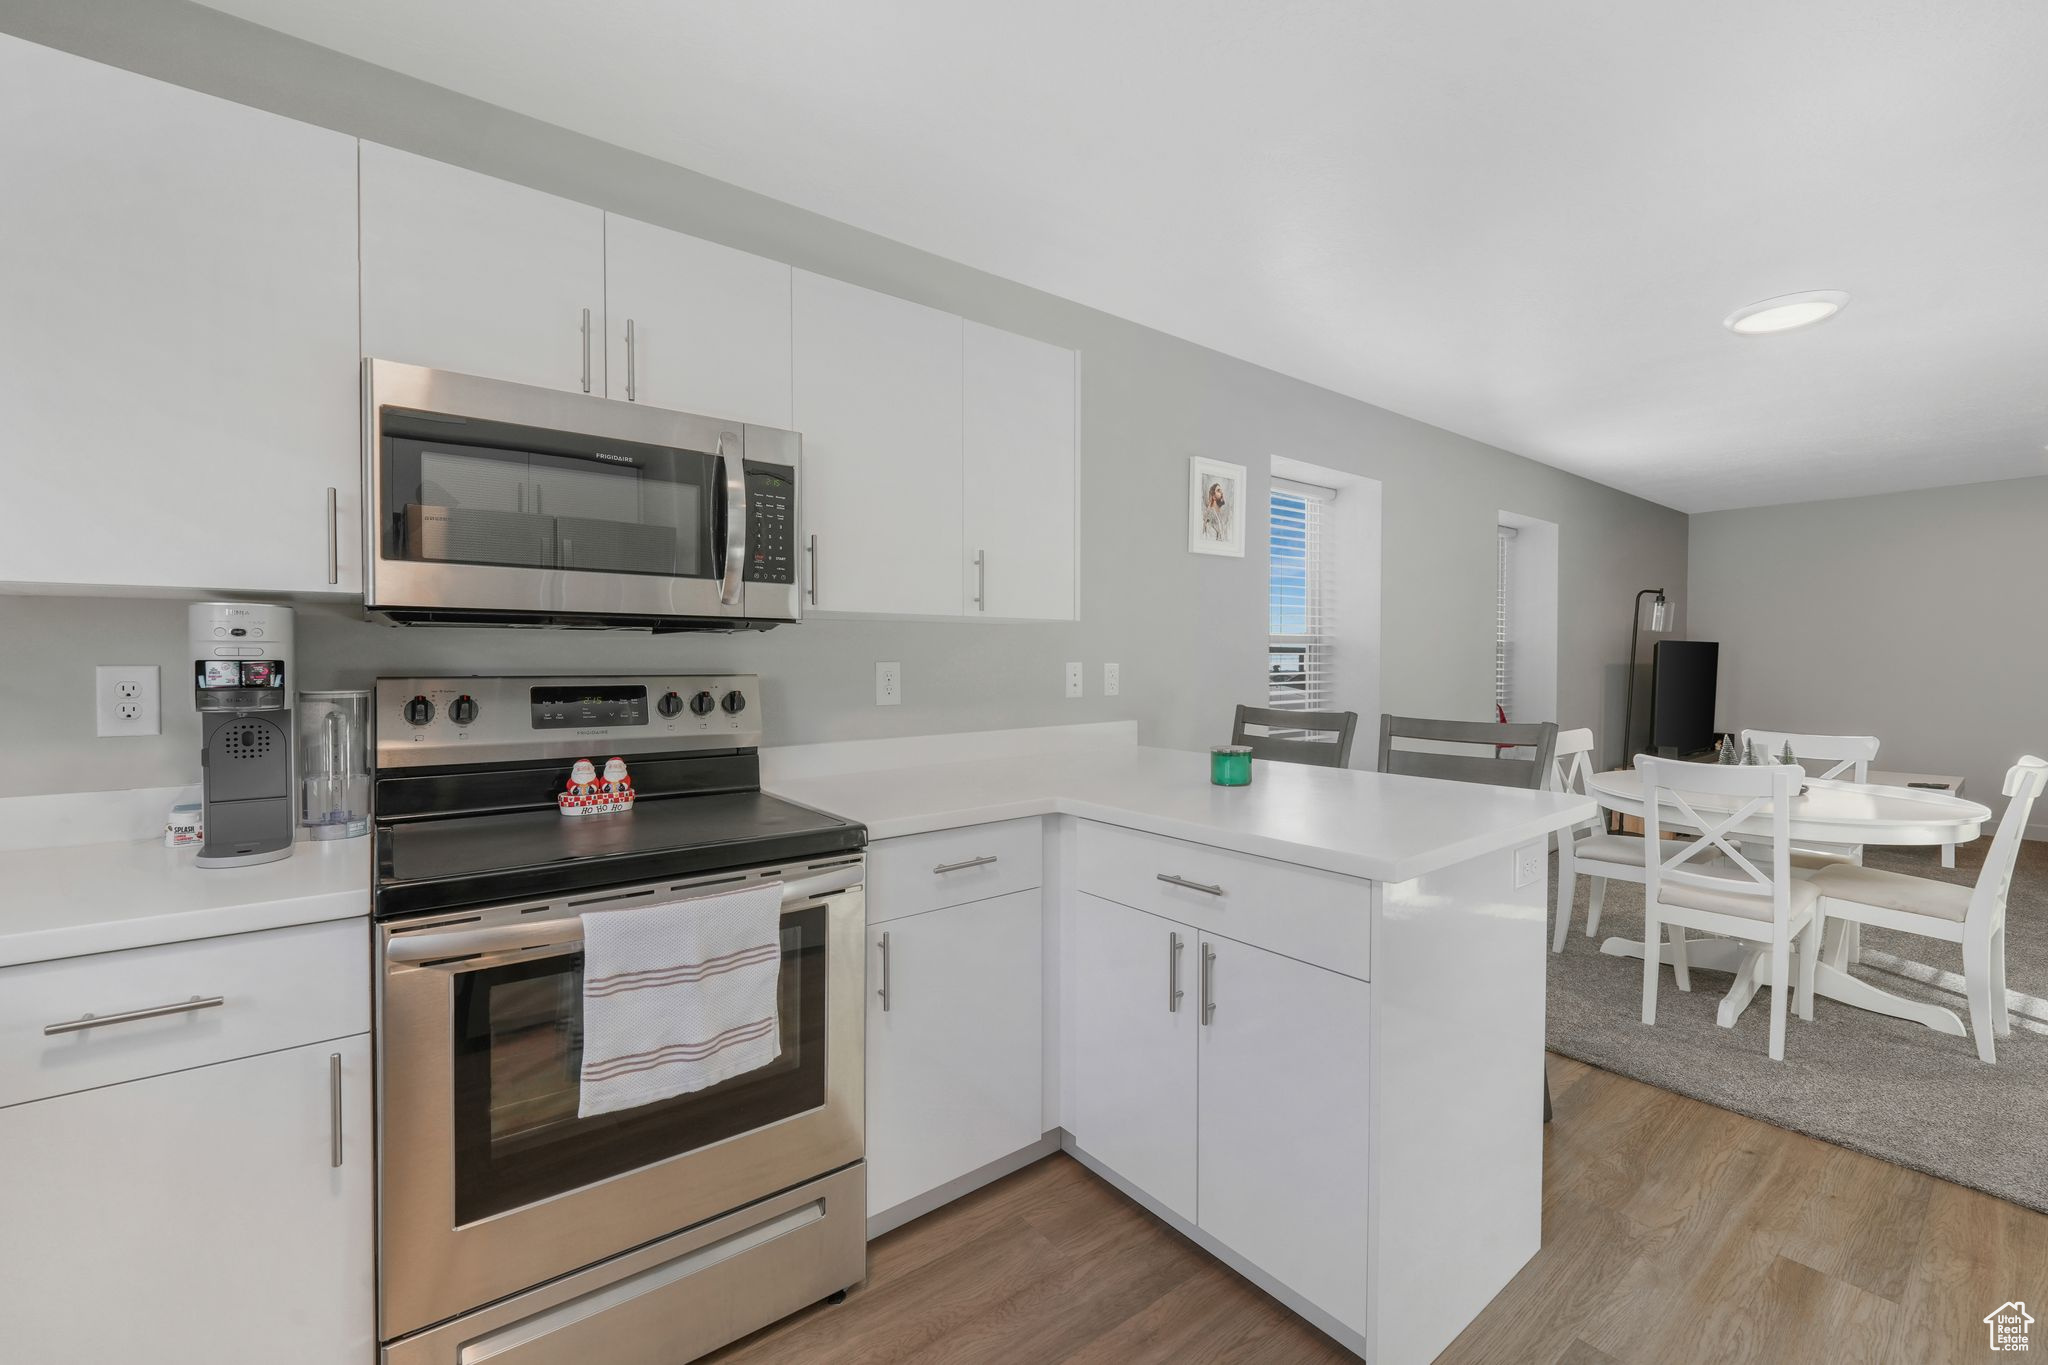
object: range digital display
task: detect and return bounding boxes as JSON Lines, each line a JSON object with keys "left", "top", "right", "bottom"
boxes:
{"left": 530, "top": 684, "right": 648, "bottom": 729}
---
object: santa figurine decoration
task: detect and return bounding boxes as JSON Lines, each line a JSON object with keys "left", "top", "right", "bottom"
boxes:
{"left": 558, "top": 758, "right": 601, "bottom": 815}
{"left": 600, "top": 757, "right": 635, "bottom": 811}
{"left": 558, "top": 756, "right": 635, "bottom": 816}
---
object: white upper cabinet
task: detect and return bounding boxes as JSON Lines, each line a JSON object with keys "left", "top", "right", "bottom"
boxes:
{"left": 963, "top": 322, "right": 1078, "bottom": 619}
{"left": 604, "top": 215, "right": 793, "bottom": 429}
{"left": 360, "top": 142, "right": 605, "bottom": 395}
{"left": 0, "top": 35, "right": 360, "bottom": 595}
{"left": 792, "top": 270, "right": 966, "bottom": 616}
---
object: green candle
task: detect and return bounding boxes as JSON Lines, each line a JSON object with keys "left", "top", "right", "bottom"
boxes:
{"left": 1211, "top": 746, "right": 1253, "bottom": 786}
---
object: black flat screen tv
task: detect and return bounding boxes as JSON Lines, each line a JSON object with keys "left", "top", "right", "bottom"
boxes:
{"left": 1650, "top": 640, "right": 1719, "bottom": 756}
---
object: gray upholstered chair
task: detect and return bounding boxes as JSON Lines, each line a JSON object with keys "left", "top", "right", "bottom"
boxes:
{"left": 1377, "top": 714, "right": 1558, "bottom": 791}
{"left": 1232, "top": 704, "right": 1359, "bottom": 768}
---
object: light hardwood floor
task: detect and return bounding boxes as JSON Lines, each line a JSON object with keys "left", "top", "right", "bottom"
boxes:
{"left": 706, "top": 1054, "right": 2048, "bottom": 1364}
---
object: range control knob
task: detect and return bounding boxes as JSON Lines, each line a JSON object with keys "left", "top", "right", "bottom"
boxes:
{"left": 448, "top": 695, "right": 479, "bottom": 727}
{"left": 722, "top": 689, "right": 748, "bottom": 716}
{"left": 657, "top": 690, "right": 685, "bottom": 718}
{"left": 402, "top": 696, "right": 435, "bottom": 727}
{"left": 688, "top": 690, "right": 717, "bottom": 717}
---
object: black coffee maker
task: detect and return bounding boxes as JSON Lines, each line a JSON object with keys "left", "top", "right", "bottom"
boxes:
{"left": 190, "top": 602, "right": 295, "bottom": 868}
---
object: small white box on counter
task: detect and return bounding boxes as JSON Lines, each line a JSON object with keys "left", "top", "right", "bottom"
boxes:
{"left": 165, "top": 802, "right": 204, "bottom": 847}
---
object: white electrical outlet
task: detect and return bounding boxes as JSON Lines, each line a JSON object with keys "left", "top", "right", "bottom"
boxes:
{"left": 1103, "top": 662, "right": 1121, "bottom": 696}
{"left": 95, "top": 665, "right": 161, "bottom": 737}
{"left": 1065, "top": 662, "right": 1084, "bottom": 699}
{"left": 875, "top": 662, "right": 902, "bottom": 707}
{"left": 1514, "top": 842, "right": 1545, "bottom": 889}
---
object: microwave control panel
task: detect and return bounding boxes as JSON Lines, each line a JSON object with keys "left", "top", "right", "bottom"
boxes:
{"left": 744, "top": 462, "right": 796, "bottom": 585}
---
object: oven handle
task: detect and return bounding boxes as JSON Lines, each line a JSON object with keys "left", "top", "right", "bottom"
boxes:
{"left": 717, "top": 434, "right": 746, "bottom": 607}
{"left": 384, "top": 864, "right": 861, "bottom": 964}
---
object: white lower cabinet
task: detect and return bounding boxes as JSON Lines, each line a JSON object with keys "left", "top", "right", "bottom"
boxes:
{"left": 0, "top": 1034, "right": 374, "bottom": 1365}
{"left": 1196, "top": 935, "right": 1372, "bottom": 1336}
{"left": 866, "top": 890, "right": 1044, "bottom": 1217}
{"left": 1068, "top": 892, "right": 1199, "bottom": 1222}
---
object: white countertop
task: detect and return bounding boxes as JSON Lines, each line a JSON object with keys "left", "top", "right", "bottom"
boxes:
{"left": 769, "top": 745, "right": 1596, "bottom": 883}
{"left": 0, "top": 837, "right": 370, "bottom": 968}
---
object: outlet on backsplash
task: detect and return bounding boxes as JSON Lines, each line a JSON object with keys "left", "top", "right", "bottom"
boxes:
{"left": 875, "top": 662, "right": 902, "bottom": 706}
{"left": 1064, "top": 662, "right": 1083, "bottom": 699}
{"left": 94, "top": 665, "right": 161, "bottom": 737}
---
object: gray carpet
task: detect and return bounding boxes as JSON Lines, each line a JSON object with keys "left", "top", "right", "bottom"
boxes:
{"left": 1546, "top": 836, "right": 2048, "bottom": 1213}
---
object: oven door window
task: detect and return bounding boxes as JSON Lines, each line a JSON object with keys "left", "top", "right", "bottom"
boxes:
{"left": 383, "top": 432, "right": 719, "bottom": 579}
{"left": 450, "top": 906, "right": 827, "bottom": 1224}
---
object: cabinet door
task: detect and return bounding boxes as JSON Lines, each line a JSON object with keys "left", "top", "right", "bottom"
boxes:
{"left": 866, "top": 890, "right": 1043, "bottom": 1216}
{"left": 962, "top": 322, "right": 1077, "bottom": 620}
{"left": 0, "top": 34, "right": 360, "bottom": 595}
{"left": 0, "top": 1035, "right": 374, "bottom": 1365}
{"left": 1067, "top": 893, "right": 1197, "bottom": 1222}
{"left": 605, "top": 215, "right": 793, "bottom": 428}
{"left": 791, "top": 270, "right": 964, "bottom": 615}
{"left": 1197, "top": 936, "right": 1371, "bottom": 1335}
{"left": 361, "top": 142, "right": 605, "bottom": 394}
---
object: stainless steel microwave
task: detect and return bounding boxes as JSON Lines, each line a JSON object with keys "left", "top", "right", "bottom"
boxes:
{"left": 360, "top": 359, "right": 801, "bottom": 631}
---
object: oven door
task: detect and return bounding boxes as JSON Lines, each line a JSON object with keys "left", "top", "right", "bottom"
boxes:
{"left": 362, "top": 359, "right": 758, "bottom": 623}
{"left": 377, "top": 857, "right": 864, "bottom": 1342}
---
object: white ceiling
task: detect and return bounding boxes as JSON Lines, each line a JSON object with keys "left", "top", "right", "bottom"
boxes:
{"left": 198, "top": 0, "right": 2048, "bottom": 512}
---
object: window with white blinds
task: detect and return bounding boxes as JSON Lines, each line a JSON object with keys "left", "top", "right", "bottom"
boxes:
{"left": 1495, "top": 523, "right": 1516, "bottom": 718}
{"left": 1268, "top": 479, "right": 1336, "bottom": 715}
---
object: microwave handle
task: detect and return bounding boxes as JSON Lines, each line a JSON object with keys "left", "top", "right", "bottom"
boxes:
{"left": 718, "top": 434, "right": 746, "bottom": 607}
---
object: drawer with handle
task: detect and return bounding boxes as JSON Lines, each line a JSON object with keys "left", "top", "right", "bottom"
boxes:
{"left": 0, "top": 917, "right": 369, "bottom": 1108}
{"left": 867, "top": 818, "right": 1043, "bottom": 924}
{"left": 1074, "top": 821, "right": 1371, "bottom": 980}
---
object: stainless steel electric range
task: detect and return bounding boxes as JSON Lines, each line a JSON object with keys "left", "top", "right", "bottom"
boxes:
{"left": 370, "top": 674, "right": 868, "bottom": 1365}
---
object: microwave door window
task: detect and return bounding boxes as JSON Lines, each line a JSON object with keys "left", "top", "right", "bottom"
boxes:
{"left": 395, "top": 441, "right": 554, "bottom": 570}
{"left": 531, "top": 451, "right": 710, "bottom": 579}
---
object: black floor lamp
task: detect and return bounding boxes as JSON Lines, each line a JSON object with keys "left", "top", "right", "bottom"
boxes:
{"left": 1614, "top": 587, "right": 1669, "bottom": 830}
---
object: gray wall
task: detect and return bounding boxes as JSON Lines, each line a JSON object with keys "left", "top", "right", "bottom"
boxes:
{"left": 1689, "top": 475, "right": 2048, "bottom": 834}
{"left": 0, "top": 1, "right": 1688, "bottom": 799}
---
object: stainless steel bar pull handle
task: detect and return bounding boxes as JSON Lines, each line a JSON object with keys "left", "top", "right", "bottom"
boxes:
{"left": 328, "top": 1052, "right": 344, "bottom": 1168}
{"left": 973, "top": 549, "right": 986, "bottom": 611}
{"left": 876, "top": 931, "right": 892, "bottom": 1013}
{"left": 1168, "top": 932, "right": 1185, "bottom": 1013}
{"left": 325, "top": 487, "right": 339, "bottom": 585}
{"left": 44, "top": 995, "right": 224, "bottom": 1036}
{"left": 932, "top": 855, "right": 997, "bottom": 875}
{"left": 717, "top": 432, "right": 745, "bottom": 607}
{"left": 1157, "top": 873, "right": 1225, "bottom": 897}
{"left": 580, "top": 307, "right": 592, "bottom": 393}
{"left": 1200, "top": 943, "right": 1217, "bottom": 1025}
{"left": 625, "top": 318, "right": 637, "bottom": 401}
{"left": 806, "top": 534, "right": 819, "bottom": 606}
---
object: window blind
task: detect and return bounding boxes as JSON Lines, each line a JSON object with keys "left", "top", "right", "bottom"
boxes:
{"left": 1495, "top": 524, "right": 1516, "bottom": 717}
{"left": 1268, "top": 479, "right": 1336, "bottom": 720}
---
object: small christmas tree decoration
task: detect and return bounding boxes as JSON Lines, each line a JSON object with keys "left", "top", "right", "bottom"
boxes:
{"left": 1719, "top": 734, "right": 1736, "bottom": 764}
{"left": 1780, "top": 741, "right": 1797, "bottom": 766}
{"left": 1745, "top": 738, "right": 1761, "bottom": 765}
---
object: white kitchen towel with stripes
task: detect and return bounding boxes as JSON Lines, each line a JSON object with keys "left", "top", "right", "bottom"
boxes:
{"left": 578, "top": 881, "right": 784, "bottom": 1119}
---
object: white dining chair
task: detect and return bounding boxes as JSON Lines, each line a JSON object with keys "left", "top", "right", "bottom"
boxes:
{"left": 1638, "top": 757, "right": 1820, "bottom": 1061}
{"left": 1737, "top": 730, "right": 1880, "bottom": 870}
{"left": 1548, "top": 732, "right": 1687, "bottom": 986}
{"left": 1809, "top": 754, "right": 2046, "bottom": 1064}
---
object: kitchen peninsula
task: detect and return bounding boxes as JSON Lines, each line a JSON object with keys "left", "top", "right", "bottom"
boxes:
{"left": 767, "top": 724, "right": 1593, "bottom": 1365}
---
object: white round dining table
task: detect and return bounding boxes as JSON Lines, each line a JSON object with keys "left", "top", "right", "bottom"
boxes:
{"left": 1584, "top": 770, "right": 1994, "bottom": 1037}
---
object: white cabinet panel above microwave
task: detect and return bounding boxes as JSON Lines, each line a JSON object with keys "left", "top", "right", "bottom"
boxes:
{"left": 792, "top": 270, "right": 965, "bottom": 617}
{"left": 963, "top": 322, "right": 1078, "bottom": 620}
{"left": 604, "top": 215, "right": 793, "bottom": 430}
{"left": 0, "top": 34, "right": 360, "bottom": 596}
{"left": 360, "top": 142, "right": 606, "bottom": 396}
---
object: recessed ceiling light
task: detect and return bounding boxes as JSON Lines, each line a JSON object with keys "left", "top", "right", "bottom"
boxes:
{"left": 1723, "top": 290, "right": 1849, "bottom": 336}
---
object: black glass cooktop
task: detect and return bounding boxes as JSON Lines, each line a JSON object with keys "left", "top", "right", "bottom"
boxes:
{"left": 375, "top": 790, "right": 864, "bottom": 918}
